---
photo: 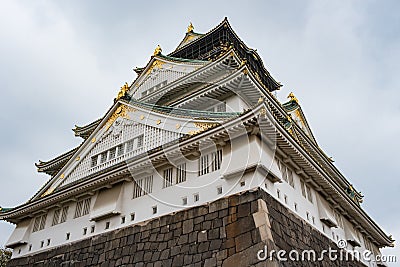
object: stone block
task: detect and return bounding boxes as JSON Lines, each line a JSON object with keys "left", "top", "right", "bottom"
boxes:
{"left": 235, "top": 232, "right": 253, "bottom": 252}
{"left": 204, "top": 257, "right": 217, "bottom": 267}
{"left": 183, "top": 219, "right": 194, "bottom": 234}
{"left": 198, "top": 230, "right": 208, "bottom": 242}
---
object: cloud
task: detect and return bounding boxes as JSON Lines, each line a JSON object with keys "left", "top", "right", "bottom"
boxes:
{"left": 0, "top": 0, "right": 398, "bottom": 263}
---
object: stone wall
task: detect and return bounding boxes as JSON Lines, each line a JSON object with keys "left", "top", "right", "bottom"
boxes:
{"left": 7, "top": 189, "right": 366, "bottom": 267}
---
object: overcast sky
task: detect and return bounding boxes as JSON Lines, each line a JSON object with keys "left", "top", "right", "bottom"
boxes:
{"left": 0, "top": 0, "right": 398, "bottom": 263}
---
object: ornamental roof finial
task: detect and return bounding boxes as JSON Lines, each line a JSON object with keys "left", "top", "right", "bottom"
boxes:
{"left": 187, "top": 22, "right": 194, "bottom": 33}
{"left": 116, "top": 82, "right": 129, "bottom": 100}
{"left": 153, "top": 45, "right": 162, "bottom": 56}
{"left": 288, "top": 92, "right": 299, "bottom": 103}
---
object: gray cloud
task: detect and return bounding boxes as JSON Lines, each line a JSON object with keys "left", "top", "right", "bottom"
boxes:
{"left": 0, "top": 0, "right": 398, "bottom": 263}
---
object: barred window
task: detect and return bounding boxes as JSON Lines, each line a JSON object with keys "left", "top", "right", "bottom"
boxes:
{"left": 199, "top": 149, "right": 222, "bottom": 176}
{"left": 176, "top": 163, "right": 186, "bottom": 184}
{"left": 281, "top": 163, "right": 288, "bottom": 182}
{"left": 216, "top": 103, "right": 226, "bottom": 112}
{"left": 300, "top": 180, "right": 307, "bottom": 198}
{"left": 109, "top": 147, "right": 116, "bottom": 160}
{"left": 91, "top": 155, "right": 98, "bottom": 167}
{"left": 75, "top": 198, "right": 91, "bottom": 218}
{"left": 52, "top": 209, "right": 60, "bottom": 226}
{"left": 117, "top": 144, "right": 124, "bottom": 156}
{"left": 133, "top": 176, "right": 153, "bottom": 198}
{"left": 126, "top": 139, "right": 134, "bottom": 152}
{"left": 277, "top": 159, "right": 295, "bottom": 188}
{"left": 287, "top": 169, "right": 295, "bottom": 188}
{"left": 199, "top": 154, "right": 209, "bottom": 176}
{"left": 33, "top": 214, "right": 47, "bottom": 232}
{"left": 163, "top": 168, "right": 173, "bottom": 188}
{"left": 82, "top": 198, "right": 91, "bottom": 216}
{"left": 211, "top": 150, "right": 222, "bottom": 172}
{"left": 306, "top": 185, "right": 313, "bottom": 203}
{"left": 60, "top": 206, "right": 69, "bottom": 223}
{"left": 100, "top": 151, "right": 108, "bottom": 164}
{"left": 137, "top": 135, "right": 144, "bottom": 148}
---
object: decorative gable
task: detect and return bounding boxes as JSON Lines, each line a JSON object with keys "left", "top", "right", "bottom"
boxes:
{"left": 34, "top": 101, "right": 229, "bottom": 200}
{"left": 130, "top": 56, "right": 207, "bottom": 101}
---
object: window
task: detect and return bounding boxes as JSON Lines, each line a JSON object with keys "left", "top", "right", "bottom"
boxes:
{"left": 216, "top": 103, "right": 226, "bottom": 112}
{"left": 137, "top": 135, "right": 144, "bottom": 148}
{"left": 83, "top": 228, "right": 87, "bottom": 235}
{"left": 199, "top": 149, "right": 222, "bottom": 176}
{"left": 91, "top": 155, "right": 98, "bottom": 167}
{"left": 60, "top": 206, "right": 69, "bottom": 223}
{"left": 29, "top": 245, "right": 32, "bottom": 251}
{"left": 47, "top": 239, "right": 51, "bottom": 246}
{"left": 278, "top": 159, "right": 295, "bottom": 188}
{"left": 240, "top": 181, "right": 245, "bottom": 187}
{"left": 163, "top": 168, "right": 173, "bottom": 188}
{"left": 117, "top": 144, "right": 124, "bottom": 156}
{"left": 32, "top": 214, "right": 47, "bottom": 232}
{"left": 52, "top": 206, "right": 69, "bottom": 226}
{"left": 90, "top": 226, "right": 95, "bottom": 233}
{"left": 287, "top": 169, "right": 295, "bottom": 188}
{"left": 277, "top": 189, "right": 281, "bottom": 199}
{"left": 109, "top": 147, "right": 116, "bottom": 160}
{"left": 100, "top": 151, "right": 107, "bottom": 164}
{"left": 217, "top": 186, "right": 223, "bottom": 195}
{"left": 199, "top": 154, "right": 209, "bottom": 176}
{"left": 130, "top": 213, "right": 135, "bottom": 221}
{"left": 126, "top": 140, "right": 134, "bottom": 152}
{"left": 52, "top": 209, "right": 60, "bottom": 226}
{"left": 182, "top": 197, "right": 188, "bottom": 206}
{"left": 176, "top": 163, "right": 186, "bottom": 184}
{"left": 334, "top": 211, "right": 344, "bottom": 229}
{"left": 211, "top": 150, "right": 223, "bottom": 172}
{"left": 105, "top": 222, "right": 110, "bottom": 230}
{"left": 300, "top": 180, "right": 307, "bottom": 198}
{"left": 75, "top": 198, "right": 91, "bottom": 218}
{"left": 133, "top": 176, "right": 153, "bottom": 198}
{"left": 40, "top": 241, "right": 44, "bottom": 248}
{"left": 152, "top": 206, "right": 157, "bottom": 214}
{"left": 66, "top": 233, "right": 70, "bottom": 240}
{"left": 306, "top": 212, "right": 310, "bottom": 221}
{"left": 294, "top": 203, "right": 298, "bottom": 211}
{"left": 312, "top": 216, "right": 315, "bottom": 225}
{"left": 194, "top": 193, "right": 199, "bottom": 202}
{"left": 284, "top": 195, "right": 288, "bottom": 204}
{"left": 121, "top": 216, "right": 126, "bottom": 224}
{"left": 306, "top": 185, "right": 313, "bottom": 203}
{"left": 281, "top": 162, "right": 288, "bottom": 183}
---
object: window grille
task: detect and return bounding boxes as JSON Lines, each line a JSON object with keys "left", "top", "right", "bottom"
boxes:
{"left": 199, "top": 154, "right": 209, "bottom": 176}
{"left": 176, "top": 163, "right": 186, "bottom": 184}
{"left": 163, "top": 168, "right": 173, "bottom": 188}
{"left": 52, "top": 209, "right": 60, "bottom": 226}
{"left": 91, "top": 155, "right": 98, "bottom": 167}
{"left": 60, "top": 206, "right": 69, "bottom": 223}
{"left": 33, "top": 214, "right": 47, "bottom": 232}
{"left": 109, "top": 147, "right": 116, "bottom": 160}
{"left": 133, "top": 176, "right": 153, "bottom": 198}
{"left": 75, "top": 198, "right": 91, "bottom": 218}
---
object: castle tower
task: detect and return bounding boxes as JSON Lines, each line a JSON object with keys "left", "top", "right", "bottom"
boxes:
{"left": 1, "top": 19, "right": 393, "bottom": 266}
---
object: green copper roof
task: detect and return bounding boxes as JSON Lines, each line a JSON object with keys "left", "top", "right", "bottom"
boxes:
{"left": 0, "top": 207, "right": 13, "bottom": 213}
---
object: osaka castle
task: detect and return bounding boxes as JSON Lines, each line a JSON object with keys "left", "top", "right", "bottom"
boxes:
{"left": 0, "top": 18, "right": 394, "bottom": 266}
